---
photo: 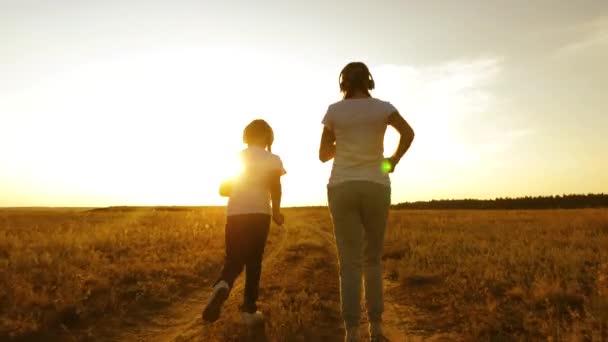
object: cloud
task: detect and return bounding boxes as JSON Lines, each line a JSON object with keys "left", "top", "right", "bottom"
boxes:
{"left": 372, "top": 58, "right": 504, "bottom": 165}
{"left": 555, "top": 15, "right": 608, "bottom": 56}
{"left": 477, "top": 128, "right": 534, "bottom": 157}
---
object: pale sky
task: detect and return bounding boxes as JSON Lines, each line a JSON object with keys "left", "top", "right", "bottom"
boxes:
{"left": 1, "top": 0, "right": 607, "bottom": 207}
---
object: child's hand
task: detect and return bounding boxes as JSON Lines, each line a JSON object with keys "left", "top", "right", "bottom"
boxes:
{"left": 219, "top": 180, "right": 233, "bottom": 197}
{"left": 272, "top": 211, "right": 284, "bottom": 226}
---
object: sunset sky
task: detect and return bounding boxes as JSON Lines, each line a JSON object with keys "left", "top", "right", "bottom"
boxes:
{"left": 1, "top": 0, "right": 607, "bottom": 207}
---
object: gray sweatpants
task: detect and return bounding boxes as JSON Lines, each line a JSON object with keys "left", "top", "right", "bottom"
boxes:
{"left": 327, "top": 181, "right": 391, "bottom": 328}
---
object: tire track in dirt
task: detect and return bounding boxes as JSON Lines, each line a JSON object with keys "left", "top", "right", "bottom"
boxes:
{"left": 178, "top": 223, "right": 296, "bottom": 342}
{"left": 190, "top": 219, "right": 344, "bottom": 341}
{"left": 314, "top": 222, "right": 458, "bottom": 342}
{"left": 379, "top": 280, "right": 462, "bottom": 342}
{"left": 112, "top": 220, "right": 293, "bottom": 342}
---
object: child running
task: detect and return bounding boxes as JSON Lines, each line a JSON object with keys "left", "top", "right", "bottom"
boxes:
{"left": 202, "top": 119, "right": 286, "bottom": 325}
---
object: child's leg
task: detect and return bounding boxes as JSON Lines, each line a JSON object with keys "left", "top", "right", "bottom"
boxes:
{"left": 204, "top": 215, "right": 249, "bottom": 322}
{"left": 242, "top": 214, "right": 271, "bottom": 313}
{"left": 216, "top": 215, "right": 248, "bottom": 288}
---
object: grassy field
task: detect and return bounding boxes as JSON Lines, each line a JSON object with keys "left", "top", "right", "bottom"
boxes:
{"left": 0, "top": 208, "right": 607, "bottom": 341}
{"left": 383, "top": 210, "right": 608, "bottom": 340}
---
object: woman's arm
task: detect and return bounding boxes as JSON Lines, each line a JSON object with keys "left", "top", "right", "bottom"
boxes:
{"left": 386, "top": 111, "right": 415, "bottom": 172}
{"left": 319, "top": 126, "right": 336, "bottom": 162}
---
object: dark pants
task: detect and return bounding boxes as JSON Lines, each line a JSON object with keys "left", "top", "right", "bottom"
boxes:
{"left": 216, "top": 214, "right": 270, "bottom": 313}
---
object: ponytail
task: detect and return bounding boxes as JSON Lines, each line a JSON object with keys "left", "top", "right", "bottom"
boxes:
{"left": 243, "top": 119, "right": 274, "bottom": 152}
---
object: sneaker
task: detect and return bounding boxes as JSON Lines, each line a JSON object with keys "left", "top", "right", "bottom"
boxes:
{"left": 345, "top": 325, "right": 360, "bottom": 342}
{"left": 370, "top": 335, "right": 386, "bottom": 342}
{"left": 202, "top": 280, "right": 229, "bottom": 323}
{"left": 370, "top": 321, "right": 383, "bottom": 341}
{"left": 241, "top": 310, "right": 265, "bottom": 327}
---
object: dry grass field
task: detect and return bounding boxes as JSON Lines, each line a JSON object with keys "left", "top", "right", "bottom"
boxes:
{"left": 0, "top": 207, "right": 607, "bottom": 341}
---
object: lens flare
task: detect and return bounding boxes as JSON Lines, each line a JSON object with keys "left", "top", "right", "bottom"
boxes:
{"left": 381, "top": 159, "right": 392, "bottom": 173}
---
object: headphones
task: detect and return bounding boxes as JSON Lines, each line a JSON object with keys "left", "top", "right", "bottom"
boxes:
{"left": 339, "top": 62, "right": 375, "bottom": 93}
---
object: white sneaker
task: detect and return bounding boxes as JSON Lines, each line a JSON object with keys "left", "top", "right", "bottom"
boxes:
{"left": 345, "top": 325, "right": 360, "bottom": 342}
{"left": 202, "top": 280, "right": 229, "bottom": 323}
{"left": 241, "top": 310, "right": 265, "bottom": 327}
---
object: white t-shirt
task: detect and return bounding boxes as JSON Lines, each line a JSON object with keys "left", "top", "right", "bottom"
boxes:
{"left": 322, "top": 97, "right": 397, "bottom": 187}
{"left": 226, "top": 146, "right": 286, "bottom": 216}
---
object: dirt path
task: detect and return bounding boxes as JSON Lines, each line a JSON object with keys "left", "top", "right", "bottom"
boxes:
{"left": 379, "top": 281, "right": 462, "bottom": 342}
{"left": 107, "top": 218, "right": 456, "bottom": 341}
{"left": 110, "top": 222, "right": 290, "bottom": 342}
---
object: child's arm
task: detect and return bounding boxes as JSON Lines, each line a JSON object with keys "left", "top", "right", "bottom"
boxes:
{"left": 269, "top": 170, "right": 284, "bottom": 225}
{"left": 219, "top": 179, "right": 232, "bottom": 197}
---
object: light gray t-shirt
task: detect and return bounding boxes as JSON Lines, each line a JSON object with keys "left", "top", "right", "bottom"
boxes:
{"left": 322, "top": 98, "right": 397, "bottom": 187}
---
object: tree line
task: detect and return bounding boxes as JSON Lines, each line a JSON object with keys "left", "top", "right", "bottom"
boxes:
{"left": 393, "top": 193, "right": 608, "bottom": 210}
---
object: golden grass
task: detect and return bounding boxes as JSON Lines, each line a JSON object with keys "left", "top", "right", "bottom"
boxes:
{"left": 384, "top": 209, "right": 608, "bottom": 340}
{"left": 0, "top": 207, "right": 226, "bottom": 339}
{"left": 1, "top": 207, "right": 607, "bottom": 340}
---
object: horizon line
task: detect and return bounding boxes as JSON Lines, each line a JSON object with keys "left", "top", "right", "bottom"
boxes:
{"left": 2, "top": 192, "right": 606, "bottom": 209}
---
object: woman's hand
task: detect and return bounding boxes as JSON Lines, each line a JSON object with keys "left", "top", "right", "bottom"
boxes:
{"left": 383, "top": 156, "right": 400, "bottom": 173}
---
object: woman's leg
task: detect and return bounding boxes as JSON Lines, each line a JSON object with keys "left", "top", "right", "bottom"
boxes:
{"left": 360, "top": 183, "right": 391, "bottom": 328}
{"left": 328, "top": 184, "right": 365, "bottom": 329}
{"left": 243, "top": 214, "right": 271, "bottom": 313}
